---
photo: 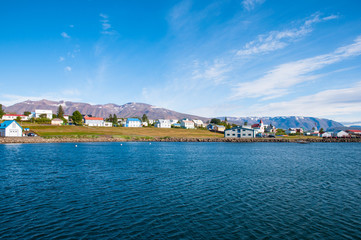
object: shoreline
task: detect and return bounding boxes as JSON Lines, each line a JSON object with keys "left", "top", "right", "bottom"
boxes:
{"left": 1, "top": 136, "right": 361, "bottom": 144}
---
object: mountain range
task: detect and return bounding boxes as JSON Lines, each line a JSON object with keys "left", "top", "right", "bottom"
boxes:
{"left": 3, "top": 99, "right": 345, "bottom": 130}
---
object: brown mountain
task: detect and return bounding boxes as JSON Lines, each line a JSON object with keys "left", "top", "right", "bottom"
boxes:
{"left": 4, "top": 99, "right": 209, "bottom": 120}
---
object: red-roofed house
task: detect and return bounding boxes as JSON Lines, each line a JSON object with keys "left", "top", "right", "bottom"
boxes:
{"left": 84, "top": 116, "right": 107, "bottom": 127}
{"left": 346, "top": 130, "right": 361, "bottom": 136}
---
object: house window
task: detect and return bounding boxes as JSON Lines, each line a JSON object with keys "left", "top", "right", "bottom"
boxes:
{"left": 248, "top": 134, "right": 252, "bottom": 136}
{"left": 242, "top": 134, "right": 246, "bottom": 136}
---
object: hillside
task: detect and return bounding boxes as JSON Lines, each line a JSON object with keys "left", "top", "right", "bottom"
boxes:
{"left": 4, "top": 99, "right": 208, "bottom": 121}
{"left": 220, "top": 116, "right": 343, "bottom": 131}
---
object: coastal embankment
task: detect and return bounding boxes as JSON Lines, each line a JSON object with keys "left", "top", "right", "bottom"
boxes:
{"left": 1, "top": 136, "right": 360, "bottom": 144}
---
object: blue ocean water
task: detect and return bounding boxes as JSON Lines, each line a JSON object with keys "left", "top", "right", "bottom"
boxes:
{"left": 0, "top": 142, "right": 361, "bottom": 239}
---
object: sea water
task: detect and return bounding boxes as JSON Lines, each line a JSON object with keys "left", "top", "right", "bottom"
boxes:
{"left": 1, "top": 142, "right": 361, "bottom": 239}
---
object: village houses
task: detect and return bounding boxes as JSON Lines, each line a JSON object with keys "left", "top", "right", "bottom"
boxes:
{"left": 2, "top": 114, "right": 30, "bottom": 121}
{"left": 155, "top": 119, "right": 171, "bottom": 128}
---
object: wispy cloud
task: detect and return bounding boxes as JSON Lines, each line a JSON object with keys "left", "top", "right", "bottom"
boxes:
{"left": 253, "top": 81, "right": 361, "bottom": 120}
{"left": 59, "top": 56, "right": 65, "bottom": 62}
{"left": 242, "top": 0, "right": 265, "bottom": 11}
{"left": 100, "top": 13, "right": 116, "bottom": 35}
{"left": 192, "top": 59, "right": 231, "bottom": 85}
{"left": 232, "top": 35, "right": 361, "bottom": 100}
{"left": 237, "top": 13, "right": 338, "bottom": 56}
{"left": 64, "top": 66, "right": 72, "bottom": 72}
{"left": 61, "top": 32, "right": 70, "bottom": 39}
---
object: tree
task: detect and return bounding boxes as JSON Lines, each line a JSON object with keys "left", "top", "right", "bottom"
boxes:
{"left": 319, "top": 128, "right": 325, "bottom": 134}
{"left": 0, "top": 104, "right": 5, "bottom": 119}
{"left": 276, "top": 128, "right": 286, "bottom": 135}
{"left": 225, "top": 117, "right": 228, "bottom": 122}
{"left": 40, "top": 114, "right": 47, "bottom": 119}
{"left": 24, "top": 111, "right": 31, "bottom": 116}
{"left": 16, "top": 116, "right": 22, "bottom": 122}
{"left": 57, "top": 105, "right": 64, "bottom": 118}
{"left": 71, "top": 111, "right": 83, "bottom": 125}
{"left": 210, "top": 118, "right": 221, "bottom": 125}
{"left": 142, "top": 114, "right": 149, "bottom": 123}
{"left": 244, "top": 121, "right": 248, "bottom": 126}
{"left": 112, "top": 114, "right": 118, "bottom": 125}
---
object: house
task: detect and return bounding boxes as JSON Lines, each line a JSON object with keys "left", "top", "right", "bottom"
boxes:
{"left": 333, "top": 130, "right": 349, "bottom": 138}
{"left": 51, "top": 118, "right": 64, "bottom": 125}
{"left": 214, "top": 125, "right": 226, "bottom": 132}
{"left": 285, "top": 128, "right": 304, "bottom": 135}
{"left": 0, "top": 120, "right": 23, "bottom": 137}
{"left": 321, "top": 132, "right": 333, "bottom": 138}
{"left": 148, "top": 119, "right": 155, "bottom": 124}
{"left": 124, "top": 118, "right": 142, "bottom": 127}
{"left": 2, "top": 114, "right": 30, "bottom": 121}
{"left": 34, "top": 109, "right": 53, "bottom": 119}
{"left": 63, "top": 115, "right": 70, "bottom": 121}
{"left": 142, "top": 122, "right": 148, "bottom": 127}
{"left": 180, "top": 120, "right": 195, "bottom": 129}
{"left": 84, "top": 116, "right": 104, "bottom": 126}
{"left": 207, "top": 123, "right": 216, "bottom": 131}
{"left": 155, "top": 119, "right": 171, "bottom": 128}
{"left": 265, "top": 124, "right": 276, "bottom": 133}
{"left": 193, "top": 119, "right": 205, "bottom": 128}
{"left": 346, "top": 130, "right": 361, "bottom": 136}
{"left": 251, "top": 120, "right": 265, "bottom": 133}
{"left": 170, "top": 119, "right": 178, "bottom": 125}
{"left": 103, "top": 122, "right": 113, "bottom": 127}
{"left": 225, "top": 125, "right": 256, "bottom": 138}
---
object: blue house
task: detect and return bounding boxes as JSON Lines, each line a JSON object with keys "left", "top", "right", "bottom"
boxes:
{"left": 0, "top": 120, "right": 23, "bottom": 137}
{"left": 124, "top": 118, "right": 142, "bottom": 127}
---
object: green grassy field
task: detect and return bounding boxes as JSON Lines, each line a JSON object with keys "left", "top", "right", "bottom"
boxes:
{"left": 20, "top": 124, "right": 224, "bottom": 139}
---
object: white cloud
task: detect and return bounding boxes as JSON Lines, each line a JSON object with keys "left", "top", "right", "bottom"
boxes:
{"left": 237, "top": 13, "right": 338, "bottom": 56}
{"left": 242, "top": 0, "right": 265, "bottom": 11}
{"left": 253, "top": 82, "right": 361, "bottom": 120}
{"left": 192, "top": 59, "right": 231, "bottom": 85}
{"left": 64, "top": 66, "right": 72, "bottom": 72}
{"left": 59, "top": 56, "right": 65, "bottom": 62}
{"left": 232, "top": 35, "right": 361, "bottom": 100}
{"left": 69, "top": 24, "right": 74, "bottom": 28}
{"left": 100, "top": 13, "right": 116, "bottom": 35}
{"left": 61, "top": 32, "right": 70, "bottom": 38}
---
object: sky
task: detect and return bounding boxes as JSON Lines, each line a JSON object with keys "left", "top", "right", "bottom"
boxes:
{"left": 1, "top": 0, "right": 361, "bottom": 122}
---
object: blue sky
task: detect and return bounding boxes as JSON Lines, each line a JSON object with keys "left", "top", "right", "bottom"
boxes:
{"left": 1, "top": 0, "right": 361, "bottom": 122}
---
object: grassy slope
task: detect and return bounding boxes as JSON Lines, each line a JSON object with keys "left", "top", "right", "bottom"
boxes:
{"left": 21, "top": 124, "right": 224, "bottom": 139}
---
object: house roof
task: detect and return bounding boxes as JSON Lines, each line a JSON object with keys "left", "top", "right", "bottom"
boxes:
{"left": 52, "top": 118, "right": 63, "bottom": 121}
{"left": 127, "top": 118, "right": 141, "bottom": 122}
{"left": 84, "top": 116, "right": 104, "bottom": 120}
{"left": 0, "top": 120, "right": 23, "bottom": 130}
{"left": 182, "top": 120, "right": 194, "bottom": 124}
{"left": 252, "top": 124, "right": 260, "bottom": 128}
{"left": 347, "top": 130, "right": 361, "bottom": 133}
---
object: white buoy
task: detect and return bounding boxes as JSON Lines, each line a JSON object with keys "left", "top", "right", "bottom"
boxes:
{"left": 120, "top": 144, "right": 122, "bottom": 146}
{"left": 149, "top": 143, "right": 151, "bottom": 145}
{"left": 75, "top": 145, "right": 77, "bottom": 147}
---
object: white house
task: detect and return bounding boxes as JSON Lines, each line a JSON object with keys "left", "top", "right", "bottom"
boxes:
{"left": 193, "top": 119, "right": 205, "bottom": 128}
{"left": 34, "top": 109, "right": 53, "bottom": 119}
{"left": 84, "top": 116, "right": 104, "bottom": 126}
{"left": 142, "top": 121, "right": 149, "bottom": 127}
{"left": 63, "top": 115, "right": 70, "bottom": 121}
{"left": 103, "top": 122, "right": 113, "bottom": 127}
{"left": 170, "top": 119, "right": 178, "bottom": 125}
{"left": 333, "top": 130, "right": 349, "bottom": 138}
{"left": 0, "top": 120, "right": 23, "bottom": 137}
{"left": 51, "top": 118, "right": 64, "bottom": 126}
{"left": 155, "top": 119, "right": 171, "bottom": 128}
{"left": 180, "top": 120, "right": 195, "bottom": 129}
{"left": 251, "top": 120, "right": 265, "bottom": 133}
{"left": 225, "top": 125, "right": 256, "bottom": 138}
{"left": 2, "top": 114, "right": 30, "bottom": 121}
{"left": 148, "top": 119, "right": 155, "bottom": 124}
{"left": 124, "top": 118, "right": 142, "bottom": 127}
{"left": 321, "top": 132, "right": 333, "bottom": 138}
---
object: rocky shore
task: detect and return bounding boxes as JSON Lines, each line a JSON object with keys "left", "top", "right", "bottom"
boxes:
{"left": 1, "top": 136, "right": 361, "bottom": 144}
